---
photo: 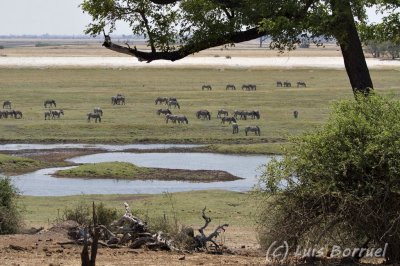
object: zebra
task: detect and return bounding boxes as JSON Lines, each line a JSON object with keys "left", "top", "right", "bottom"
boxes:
{"left": 242, "top": 84, "right": 257, "bottom": 91}
{"left": 94, "top": 107, "right": 103, "bottom": 116}
{"left": 217, "top": 109, "right": 229, "bottom": 118}
{"left": 87, "top": 112, "right": 101, "bottom": 123}
{"left": 234, "top": 110, "right": 248, "bottom": 120}
{"left": 297, "top": 81, "right": 307, "bottom": 87}
{"left": 283, "top": 81, "right": 291, "bottom": 87}
{"left": 168, "top": 99, "right": 180, "bottom": 109}
{"left": 51, "top": 109, "right": 64, "bottom": 119}
{"left": 248, "top": 110, "right": 260, "bottom": 119}
{"left": 155, "top": 97, "right": 168, "bottom": 105}
{"left": 232, "top": 123, "right": 239, "bottom": 134}
{"left": 165, "top": 114, "right": 178, "bottom": 123}
{"left": 44, "top": 110, "right": 52, "bottom": 120}
{"left": 226, "top": 84, "right": 236, "bottom": 90}
{"left": 3, "top": 100, "right": 11, "bottom": 109}
{"left": 176, "top": 115, "right": 189, "bottom": 124}
{"left": 221, "top": 116, "right": 237, "bottom": 124}
{"left": 202, "top": 85, "right": 212, "bottom": 91}
{"left": 245, "top": 126, "right": 261, "bottom": 136}
{"left": 12, "top": 110, "right": 23, "bottom": 119}
{"left": 196, "top": 110, "right": 211, "bottom": 120}
{"left": 44, "top": 99, "right": 56, "bottom": 108}
{"left": 112, "top": 94, "right": 125, "bottom": 105}
{"left": 157, "top": 109, "right": 172, "bottom": 115}
{"left": 276, "top": 81, "right": 283, "bottom": 87}
{"left": 293, "top": 110, "right": 299, "bottom": 118}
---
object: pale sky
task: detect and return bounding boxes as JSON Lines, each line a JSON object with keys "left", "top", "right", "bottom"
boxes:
{"left": 0, "top": 0, "right": 386, "bottom": 36}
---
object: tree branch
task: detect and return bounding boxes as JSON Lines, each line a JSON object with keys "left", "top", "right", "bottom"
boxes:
{"left": 149, "top": 0, "right": 180, "bottom": 4}
{"left": 102, "top": 27, "right": 265, "bottom": 62}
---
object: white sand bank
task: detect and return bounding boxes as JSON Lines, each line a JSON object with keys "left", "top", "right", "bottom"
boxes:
{"left": 0, "top": 56, "right": 399, "bottom": 69}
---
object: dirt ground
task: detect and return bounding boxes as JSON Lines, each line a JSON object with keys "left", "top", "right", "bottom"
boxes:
{"left": 0, "top": 222, "right": 265, "bottom": 266}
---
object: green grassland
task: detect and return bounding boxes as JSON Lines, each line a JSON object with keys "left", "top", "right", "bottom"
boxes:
{"left": 19, "top": 190, "right": 256, "bottom": 228}
{"left": 0, "top": 68, "right": 399, "bottom": 153}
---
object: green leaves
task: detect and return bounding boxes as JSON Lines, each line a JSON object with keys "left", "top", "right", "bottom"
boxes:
{"left": 257, "top": 94, "right": 400, "bottom": 259}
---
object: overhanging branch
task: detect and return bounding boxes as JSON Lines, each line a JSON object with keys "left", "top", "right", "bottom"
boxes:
{"left": 103, "top": 27, "right": 265, "bottom": 62}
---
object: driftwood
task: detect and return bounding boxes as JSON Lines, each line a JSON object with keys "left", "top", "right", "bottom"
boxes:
{"left": 65, "top": 202, "right": 229, "bottom": 261}
{"left": 194, "top": 207, "right": 229, "bottom": 252}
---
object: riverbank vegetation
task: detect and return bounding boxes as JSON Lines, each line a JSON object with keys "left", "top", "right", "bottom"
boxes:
{"left": 0, "top": 68, "right": 398, "bottom": 153}
{"left": 0, "top": 177, "right": 22, "bottom": 234}
{"left": 55, "top": 161, "right": 241, "bottom": 182}
{"left": 257, "top": 94, "right": 400, "bottom": 263}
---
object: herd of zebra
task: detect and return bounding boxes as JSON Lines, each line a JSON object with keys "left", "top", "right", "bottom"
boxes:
{"left": 276, "top": 81, "right": 307, "bottom": 87}
{"left": 202, "top": 84, "right": 257, "bottom": 91}
{"left": 201, "top": 81, "right": 307, "bottom": 91}
{"left": 0, "top": 97, "right": 110, "bottom": 123}
{"left": 1, "top": 100, "right": 23, "bottom": 119}
{"left": 155, "top": 97, "right": 262, "bottom": 135}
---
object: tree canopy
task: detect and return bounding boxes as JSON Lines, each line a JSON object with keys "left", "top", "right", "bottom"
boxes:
{"left": 81, "top": 0, "right": 399, "bottom": 94}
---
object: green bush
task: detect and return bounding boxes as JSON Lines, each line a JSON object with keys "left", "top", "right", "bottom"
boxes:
{"left": 0, "top": 177, "right": 22, "bottom": 234}
{"left": 63, "top": 201, "right": 119, "bottom": 227}
{"left": 257, "top": 94, "right": 400, "bottom": 263}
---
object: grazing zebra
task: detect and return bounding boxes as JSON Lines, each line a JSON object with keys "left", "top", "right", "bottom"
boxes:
{"left": 283, "top": 81, "right": 291, "bottom": 87}
{"left": 233, "top": 110, "right": 249, "bottom": 120}
{"left": 87, "top": 112, "right": 101, "bottom": 123}
{"left": 249, "top": 110, "right": 260, "bottom": 119}
{"left": 51, "top": 109, "right": 64, "bottom": 119}
{"left": 232, "top": 123, "right": 239, "bottom": 134}
{"left": 94, "top": 107, "right": 103, "bottom": 116}
{"left": 3, "top": 100, "right": 11, "bottom": 109}
{"left": 202, "top": 85, "right": 212, "bottom": 91}
{"left": 0, "top": 110, "right": 13, "bottom": 118}
{"left": 245, "top": 126, "right": 261, "bottom": 136}
{"left": 226, "top": 84, "right": 236, "bottom": 90}
{"left": 297, "top": 81, "right": 307, "bottom": 87}
{"left": 112, "top": 94, "right": 125, "bottom": 105}
{"left": 242, "top": 84, "right": 256, "bottom": 91}
{"left": 196, "top": 110, "right": 211, "bottom": 120}
{"left": 155, "top": 97, "right": 168, "bottom": 105}
{"left": 276, "top": 81, "right": 283, "bottom": 87}
{"left": 12, "top": 110, "right": 23, "bottom": 119}
{"left": 217, "top": 109, "right": 229, "bottom": 118}
{"left": 157, "top": 109, "right": 172, "bottom": 115}
{"left": 221, "top": 116, "right": 237, "bottom": 124}
{"left": 168, "top": 99, "right": 180, "bottom": 109}
{"left": 44, "top": 110, "right": 52, "bottom": 120}
{"left": 44, "top": 99, "right": 56, "bottom": 108}
{"left": 293, "top": 110, "right": 299, "bottom": 118}
{"left": 165, "top": 114, "right": 178, "bottom": 123}
{"left": 176, "top": 115, "right": 189, "bottom": 124}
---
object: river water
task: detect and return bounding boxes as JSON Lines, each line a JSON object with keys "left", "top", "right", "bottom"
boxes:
{"left": 5, "top": 144, "right": 274, "bottom": 196}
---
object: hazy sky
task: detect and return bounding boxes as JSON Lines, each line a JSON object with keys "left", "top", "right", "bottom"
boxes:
{"left": 0, "top": 0, "right": 385, "bottom": 35}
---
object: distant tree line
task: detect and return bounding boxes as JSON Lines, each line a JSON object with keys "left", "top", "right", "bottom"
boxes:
{"left": 364, "top": 40, "right": 400, "bottom": 60}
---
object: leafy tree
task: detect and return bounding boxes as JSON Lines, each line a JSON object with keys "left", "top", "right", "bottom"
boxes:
{"left": 0, "top": 177, "right": 22, "bottom": 234}
{"left": 81, "top": 0, "right": 399, "bottom": 95}
{"left": 257, "top": 94, "right": 400, "bottom": 263}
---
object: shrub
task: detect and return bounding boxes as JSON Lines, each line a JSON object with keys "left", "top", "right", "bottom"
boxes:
{"left": 0, "top": 176, "right": 22, "bottom": 234}
{"left": 63, "top": 201, "right": 119, "bottom": 227}
{"left": 257, "top": 94, "right": 400, "bottom": 263}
